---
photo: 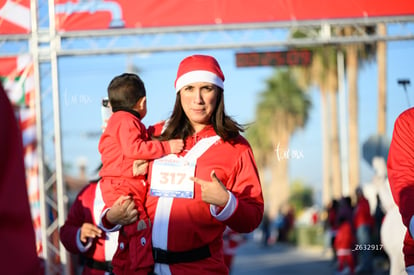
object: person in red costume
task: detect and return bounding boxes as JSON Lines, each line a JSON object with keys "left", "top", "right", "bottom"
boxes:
{"left": 102, "top": 54, "right": 264, "bottom": 275}
{"left": 334, "top": 215, "right": 356, "bottom": 274}
{"left": 60, "top": 179, "right": 119, "bottom": 275}
{"left": 0, "top": 83, "right": 42, "bottom": 274}
{"left": 388, "top": 107, "right": 414, "bottom": 274}
{"left": 98, "top": 73, "right": 184, "bottom": 274}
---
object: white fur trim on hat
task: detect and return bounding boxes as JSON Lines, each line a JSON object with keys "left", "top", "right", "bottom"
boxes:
{"left": 175, "top": 70, "right": 224, "bottom": 93}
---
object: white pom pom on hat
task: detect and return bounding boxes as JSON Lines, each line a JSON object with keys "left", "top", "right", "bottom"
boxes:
{"left": 174, "top": 55, "right": 225, "bottom": 93}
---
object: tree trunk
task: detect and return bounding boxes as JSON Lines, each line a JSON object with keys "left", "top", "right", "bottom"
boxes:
{"left": 269, "top": 129, "right": 290, "bottom": 219}
{"left": 258, "top": 165, "right": 269, "bottom": 211}
{"left": 328, "top": 69, "right": 342, "bottom": 199}
{"left": 346, "top": 42, "right": 360, "bottom": 195}
{"left": 377, "top": 23, "right": 387, "bottom": 135}
{"left": 321, "top": 90, "right": 332, "bottom": 206}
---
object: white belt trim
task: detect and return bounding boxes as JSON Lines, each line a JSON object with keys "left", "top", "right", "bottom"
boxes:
{"left": 336, "top": 248, "right": 352, "bottom": 256}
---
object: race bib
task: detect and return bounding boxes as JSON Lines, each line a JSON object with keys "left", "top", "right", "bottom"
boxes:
{"left": 150, "top": 155, "right": 196, "bottom": 198}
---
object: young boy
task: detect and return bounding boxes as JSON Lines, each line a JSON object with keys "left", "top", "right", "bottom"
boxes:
{"left": 98, "top": 73, "right": 183, "bottom": 273}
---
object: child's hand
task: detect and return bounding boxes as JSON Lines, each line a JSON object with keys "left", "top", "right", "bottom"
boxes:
{"left": 133, "top": 159, "right": 148, "bottom": 176}
{"left": 80, "top": 223, "right": 102, "bottom": 243}
{"left": 169, "top": 139, "right": 184, "bottom": 154}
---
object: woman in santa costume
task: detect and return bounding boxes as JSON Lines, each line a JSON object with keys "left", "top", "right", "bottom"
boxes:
{"left": 388, "top": 107, "right": 414, "bottom": 275}
{"left": 103, "top": 54, "right": 264, "bottom": 275}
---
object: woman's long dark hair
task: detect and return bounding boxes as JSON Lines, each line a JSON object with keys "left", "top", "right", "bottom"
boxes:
{"left": 157, "top": 87, "right": 244, "bottom": 141}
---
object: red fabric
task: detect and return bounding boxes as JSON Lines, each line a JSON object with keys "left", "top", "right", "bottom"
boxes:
{"left": 388, "top": 107, "right": 414, "bottom": 267}
{"left": 327, "top": 207, "right": 338, "bottom": 230}
{"left": 54, "top": 0, "right": 414, "bottom": 32}
{"left": 98, "top": 110, "right": 167, "bottom": 220}
{"left": 404, "top": 231, "right": 414, "bottom": 268}
{"left": 334, "top": 221, "right": 355, "bottom": 274}
{"left": 175, "top": 54, "right": 225, "bottom": 90}
{"left": 0, "top": 84, "right": 42, "bottom": 274}
{"left": 142, "top": 122, "right": 264, "bottom": 275}
{"left": 334, "top": 222, "right": 355, "bottom": 251}
{"left": 99, "top": 110, "right": 161, "bottom": 273}
{"left": 111, "top": 223, "right": 153, "bottom": 275}
{"left": 99, "top": 111, "right": 170, "bottom": 180}
{"left": 311, "top": 212, "right": 318, "bottom": 225}
{"left": 353, "top": 197, "right": 373, "bottom": 229}
{"left": 99, "top": 177, "right": 148, "bottom": 216}
{"left": 59, "top": 182, "right": 118, "bottom": 275}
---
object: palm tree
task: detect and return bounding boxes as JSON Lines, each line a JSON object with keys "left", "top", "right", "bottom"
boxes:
{"left": 289, "top": 31, "right": 341, "bottom": 203}
{"left": 377, "top": 23, "right": 387, "bottom": 135}
{"left": 325, "top": 53, "right": 342, "bottom": 200}
{"left": 343, "top": 29, "right": 359, "bottom": 196}
{"left": 246, "top": 69, "right": 311, "bottom": 218}
{"left": 245, "top": 113, "right": 274, "bottom": 209}
{"left": 341, "top": 25, "right": 377, "bottom": 195}
{"left": 291, "top": 25, "right": 377, "bottom": 204}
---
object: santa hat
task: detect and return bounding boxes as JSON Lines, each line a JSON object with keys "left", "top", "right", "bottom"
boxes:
{"left": 174, "top": 55, "right": 225, "bottom": 93}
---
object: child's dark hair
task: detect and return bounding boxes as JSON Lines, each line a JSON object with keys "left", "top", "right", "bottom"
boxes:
{"left": 107, "top": 73, "right": 146, "bottom": 110}
{"left": 337, "top": 214, "right": 349, "bottom": 226}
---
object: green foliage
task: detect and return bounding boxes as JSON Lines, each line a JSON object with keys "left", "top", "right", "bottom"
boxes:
{"left": 291, "top": 25, "right": 376, "bottom": 79}
{"left": 245, "top": 69, "right": 312, "bottom": 168}
{"left": 245, "top": 121, "right": 273, "bottom": 168}
{"left": 261, "top": 69, "right": 312, "bottom": 130}
{"left": 288, "top": 179, "right": 314, "bottom": 212}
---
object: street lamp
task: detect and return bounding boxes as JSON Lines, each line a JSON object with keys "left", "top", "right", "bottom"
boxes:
{"left": 397, "top": 79, "right": 411, "bottom": 107}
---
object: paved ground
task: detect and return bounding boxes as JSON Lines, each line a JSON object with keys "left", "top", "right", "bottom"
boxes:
{"left": 231, "top": 240, "right": 390, "bottom": 275}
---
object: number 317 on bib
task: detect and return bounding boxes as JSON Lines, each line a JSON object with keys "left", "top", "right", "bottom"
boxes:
{"left": 150, "top": 157, "right": 196, "bottom": 198}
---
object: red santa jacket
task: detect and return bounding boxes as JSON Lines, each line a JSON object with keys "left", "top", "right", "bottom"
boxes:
{"left": 99, "top": 110, "right": 171, "bottom": 179}
{"left": 0, "top": 83, "right": 42, "bottom": 274}
{"left": 99, "top": 110, "right": 172, "bottom": 208}
{"left": 145, "top": 123, "right": 264, "bottom": 275}
{"left": 388, "top": 107, "right": 414, "bottom": 267}
{"left": 59, "top": 181, "right": 119, "bottom": 275}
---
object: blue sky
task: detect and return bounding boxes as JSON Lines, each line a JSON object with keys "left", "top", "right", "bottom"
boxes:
{"left": 56, "top": 24, "right": 414, "bottom": 195}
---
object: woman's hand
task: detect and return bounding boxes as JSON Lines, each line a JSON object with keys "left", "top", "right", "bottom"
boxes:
{"left": 192, "top": 170, "right": 229, "bottom": 207}
{"left": 106, "top": 195, "right": 138, "bottom": 225}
